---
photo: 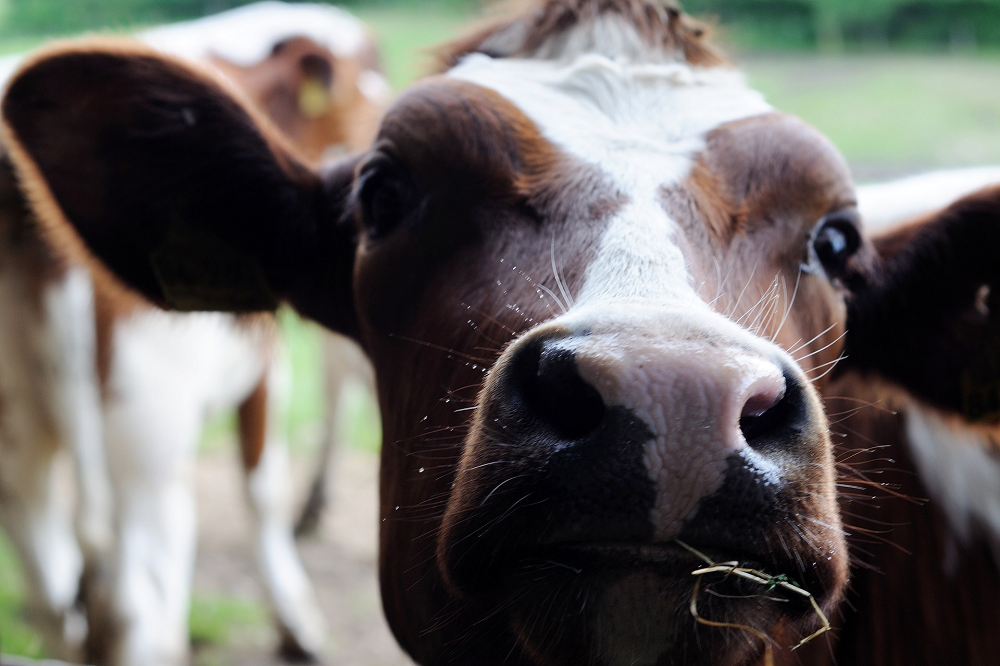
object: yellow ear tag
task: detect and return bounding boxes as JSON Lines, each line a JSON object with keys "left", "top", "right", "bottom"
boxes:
{"left": 298, "top": 77, "right": 330, "bottom": 119}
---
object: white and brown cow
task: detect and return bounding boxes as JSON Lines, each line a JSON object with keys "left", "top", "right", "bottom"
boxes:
{"left": 3, "top": 1, "right": 999, "bottom": 665}
{"left": 0, "top": 3, "right": 384, "bottom": 665}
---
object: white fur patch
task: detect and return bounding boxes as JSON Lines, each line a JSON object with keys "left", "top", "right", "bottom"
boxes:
{"left": 858, "top": 166, "right": 1000, "bottom": 233}
{"left": 140, "top": 1, "right": 370, "bottom": 64}
{"left": 358, "top": 69, "right": 392, "bottom": 105}
{"left": 0, "top": 257, "right": 88, "bottom": 660}
{"left": 448, "top": 50, "right": 770, "bottom": 305}
{"left": 102, "top": 310, "right": 268, "bottom": 664}
{"left": 449, "top": 24, "right": 786, "bottom": 537}
{"left": 43, "top": 267, "right": 113, "bottom": 557}
{"left": 906, "top": 405, "right": 1000, "bottom": 546}
{"left": 0, "top": 2, "right": 378, "bottom": 98}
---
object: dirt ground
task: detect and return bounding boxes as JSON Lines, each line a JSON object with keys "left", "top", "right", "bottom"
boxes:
{"left": 193, "top": 447, "right": 413, "bottom": 666}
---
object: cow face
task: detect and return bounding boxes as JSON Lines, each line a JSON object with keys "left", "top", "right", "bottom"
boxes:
{"left": 209, "top": 34, "right": 384, "bottom": 160}
{"left": 4, "top": 5, "right": 999, "bottom": 665}
{"left": 356, "top": 74, "right": 853, "bottom": 665}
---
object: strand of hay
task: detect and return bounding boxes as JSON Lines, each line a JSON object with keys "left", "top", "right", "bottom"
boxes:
{"left": 674, "top": 539, "right": 831, "bottom": 666}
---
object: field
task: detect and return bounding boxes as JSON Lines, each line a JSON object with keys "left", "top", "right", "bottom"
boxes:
{"left": 1, "top": 3, "right": 999, "bottom": 664}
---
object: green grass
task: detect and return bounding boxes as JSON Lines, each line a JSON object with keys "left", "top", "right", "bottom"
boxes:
{"left": 0, "top": 530, "right": 270, "bottom": 661}
{"left": 744, "top": 53, "right": 1000, "bottom": 178}
{"left": 199, "top": 309, "right": 381, "bottom": 456}
{"left": 0, "top": 534, "right": 270, "bottom": 660}
{"left": 355, "top": 4, "right": 476, "bottom": 89}
{"left": 0, "top": 531, "right": 45, "bottom": 659}
{"left": 188, "top": 594, "right": 268, "bottom": 651}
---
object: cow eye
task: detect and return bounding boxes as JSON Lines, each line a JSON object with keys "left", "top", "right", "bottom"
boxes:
{"left": 811, "top": 213, "right": 861, "bottom": 279}
{"left": 357, "top": 156, "right": 423, "bottom": 238}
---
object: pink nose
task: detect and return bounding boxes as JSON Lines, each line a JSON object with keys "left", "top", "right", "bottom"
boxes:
{"left": 513, "top": 330, "right": 797, "bottom": 539}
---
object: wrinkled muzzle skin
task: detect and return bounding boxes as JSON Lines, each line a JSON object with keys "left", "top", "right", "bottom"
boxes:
{"left": 358, "top": 78, "right": 854, "bottom": 666}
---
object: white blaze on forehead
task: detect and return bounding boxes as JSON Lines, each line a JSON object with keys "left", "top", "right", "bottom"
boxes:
{"left": 448, "top": 49, "right": 771, "bottom": 307}
{"left": 449, "top": 42, "right": 789, "bottom": 537}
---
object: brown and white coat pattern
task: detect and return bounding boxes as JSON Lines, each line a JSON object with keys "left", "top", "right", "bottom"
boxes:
{"left": 0, "top": 3, "right": 385, "bottom": 664}
{"left": 1, "top": 1, "right": 999, "bottom": 666}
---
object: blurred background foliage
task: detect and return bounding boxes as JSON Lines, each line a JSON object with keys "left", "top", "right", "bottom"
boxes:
{"left": 2, "top": 0, "right": 1000, "bottom": 52}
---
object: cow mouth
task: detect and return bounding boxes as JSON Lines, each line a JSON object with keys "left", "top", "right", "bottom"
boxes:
{"left": 473, "top": 537, "right": 834, "bottom": 666}
{"left": 481, "top": 532, "right": 835, "bottom": 619}
{"left": 533, "top": 538, "right": 825, "bottom": 599}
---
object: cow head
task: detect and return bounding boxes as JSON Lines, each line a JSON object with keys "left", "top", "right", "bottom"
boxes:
{"left": 209, "top": 34, "right": 385, "bottom": 159}
{"left": 3, "top": 3, "right": 999, "bottom": 665}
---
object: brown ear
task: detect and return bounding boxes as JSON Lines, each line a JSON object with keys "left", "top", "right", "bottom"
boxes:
{"left": 2, "top": 42, "right": 360, "bottom": 335}
{"left": 844, "top": 185, "right": 1000, "bottom": 422}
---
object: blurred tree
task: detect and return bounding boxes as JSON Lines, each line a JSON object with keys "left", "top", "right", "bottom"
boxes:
{"left": 0, "top": 0, "right": 998, "bottom": 50}
{"left": 685, "top": 0, "right": 1000, "bottom": 51}
{"left": 0, "top": 0, "right": 272, "bottom": 35}
{"left": 0, "top": 0, "right": 474, "bottom": 37}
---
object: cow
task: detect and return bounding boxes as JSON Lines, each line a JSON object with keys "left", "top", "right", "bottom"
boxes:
{"left": 0, "top": 3, "right": 384, "bottom": 665}
{"left": 2, "top": 1, "right": 998, "bottom": 665}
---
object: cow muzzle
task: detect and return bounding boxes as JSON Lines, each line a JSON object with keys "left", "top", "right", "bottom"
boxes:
{"left": 437, "top": 307, "right": 847, "bottom": 664}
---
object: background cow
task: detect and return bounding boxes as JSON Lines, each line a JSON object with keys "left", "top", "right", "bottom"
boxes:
{"left": 3, "top": 1, "right": 999, "bottom": 665}
{"left": 0, "top": 3, "right": 384, "bottom": 664}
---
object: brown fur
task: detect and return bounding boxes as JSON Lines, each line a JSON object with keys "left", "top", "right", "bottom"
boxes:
{"left": 660, "top": 113, "right": 855, "bottom": 383}
{"left": 439, "top": 0, "right": 725, "bottom": 69}
{"left": 352, "top": 79, "right": 623, "bottom": 662}
{"left": 0, "top": 40, "right": 312, "bottom": 319}
{"left": 209, "top": 35, "right": 383, "bottom": 161}
{"left": 768, "top": 374, "right": 1000, "bottom": 666}
{"left": 0, "top": 148, "right": 67, "bottom": 308}
{"left": 238, "top": 372, "right": 269, "bottom": 470}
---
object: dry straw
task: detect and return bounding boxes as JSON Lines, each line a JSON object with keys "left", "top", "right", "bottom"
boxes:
{"left": 674, "top": 539, "right": 831, "bottom": 666}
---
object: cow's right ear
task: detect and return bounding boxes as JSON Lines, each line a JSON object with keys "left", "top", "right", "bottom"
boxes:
{"left": 843, "top": 184, "right": 1000, "bottom": 423}
{"left": 1, "top": 42, "right": 361, "bottom": 336}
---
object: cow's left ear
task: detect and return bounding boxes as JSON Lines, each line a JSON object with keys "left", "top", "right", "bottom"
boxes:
{"left": 1, "top": 42, "right": 362, "bottom": 337}
{"left": 843, "top": 185, "right": 1000, "bottom": 422}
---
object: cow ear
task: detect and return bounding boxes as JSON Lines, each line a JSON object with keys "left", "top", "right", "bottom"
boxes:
{"left": 844, "top": 185, "right": 1000, "bottom": 423}
{"left": 1, "top": 42, "right": 360, "bottom": 335}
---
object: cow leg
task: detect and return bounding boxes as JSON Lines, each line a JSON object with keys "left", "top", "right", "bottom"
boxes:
{"left": 294, "top": 333, "right": 350, "bottom": 537}
{"left": 296, "top": 333, "right": 375, "bottom": 537}
{"left": 101, "top": 388, "right": 201, "bottom": 666}
{"left": 43, "top": 267, "right": 112, "bottom": 562}
{"left": 0, "top": 444, "right": 87, "bottom": 662}
{"left": 239, "top": 357, "right": 326, "bottom": 660}
{"left": 0, "top": 257, "right": 87, "bottom": 661}
{"left": 40, "top": 266, "right": 116, "bottom": 653}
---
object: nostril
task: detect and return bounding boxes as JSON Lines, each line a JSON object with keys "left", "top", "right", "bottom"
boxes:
{"left": 739, "top": 372, "right": 799, "bottom": 447}
{"left": 520, "top": 342, "right": 606, "bottom": 440}
{"left": 741, "top": 385, "right": 784, "bottom": 419}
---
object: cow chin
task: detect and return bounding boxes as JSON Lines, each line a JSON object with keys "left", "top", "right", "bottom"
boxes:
{"left": 449, "top": 539, "right": 842, "bottom": 666}
{"left": 437, "top": 429, "right": 848, "bottom": 666}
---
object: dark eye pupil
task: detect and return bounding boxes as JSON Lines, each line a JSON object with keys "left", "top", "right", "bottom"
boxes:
{"left": 814, "top": 219, "right": 860, "bottom": 278}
